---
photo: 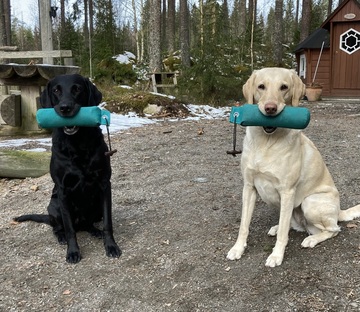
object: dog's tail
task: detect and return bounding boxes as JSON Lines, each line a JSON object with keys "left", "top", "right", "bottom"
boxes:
{"left": 338, "top": 204, "right": 360, "bottom": 222}
{"left": 13, "top": 214, "right": 52, "bottom": 225}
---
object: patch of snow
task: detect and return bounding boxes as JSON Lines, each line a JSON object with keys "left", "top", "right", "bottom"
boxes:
{"left": 187, "top": 104, "right": 230, "bottom": 120}
{"left": 0, "top": 138, "right": 52, "bottom": 149}
{"left": 113, "top": 51, "right": 136, "bottom": 64}
{"left": 150, "top": 92, "right": 176, "bottom": 100}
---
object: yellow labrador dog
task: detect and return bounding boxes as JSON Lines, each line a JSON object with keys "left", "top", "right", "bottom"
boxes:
{"left": 227, "top": 67, "right": 360, "bottom": 267}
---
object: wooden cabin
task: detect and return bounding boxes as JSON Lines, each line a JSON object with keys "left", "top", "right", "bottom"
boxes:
{"left": 294, "top": 0, "right": 360, "bottom": 97}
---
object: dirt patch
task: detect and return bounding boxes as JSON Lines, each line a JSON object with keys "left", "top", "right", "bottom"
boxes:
{"left": 1, "top": 101, "right": 360, "bottom": 311}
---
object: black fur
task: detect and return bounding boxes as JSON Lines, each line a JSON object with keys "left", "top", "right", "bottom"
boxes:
{"left": 14, "top": 74, "right": 121, "bottom": 263}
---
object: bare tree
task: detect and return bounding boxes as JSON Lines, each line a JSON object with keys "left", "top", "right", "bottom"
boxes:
{"left": 273, "top": 0, "right": 283, "bottom": 66}
{"left": 149, "top": 0, "right": 162, "bottom": 72}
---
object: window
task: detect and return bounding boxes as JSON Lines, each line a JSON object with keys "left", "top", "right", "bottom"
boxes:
{"left": 299, "top": 54, "right": 306, "bottom": 78}
{"left": 340, "top": 28, "right": 360, "bottom": 55}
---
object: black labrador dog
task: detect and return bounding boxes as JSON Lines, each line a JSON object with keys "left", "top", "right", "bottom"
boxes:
{"left": 14, "top": 74, "right": 121, "bottom": 263}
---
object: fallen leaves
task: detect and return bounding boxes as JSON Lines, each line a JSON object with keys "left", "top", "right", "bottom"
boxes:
{"left": 346, "top": 222, "right": 358, "bottom": 229}
{"left": 62, "top": 289, "right": 71, "bottom": 295}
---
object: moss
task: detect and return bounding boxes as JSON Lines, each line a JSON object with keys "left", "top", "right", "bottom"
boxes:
{"left": 0, "top": 150, "right": 51, "bottom": 178}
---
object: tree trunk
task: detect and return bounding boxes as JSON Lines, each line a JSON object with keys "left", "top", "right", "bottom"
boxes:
{"left": 199, "top": 0, "right": 204, "bottom": 55}
{"left": 180, "top": 0, "right": 190, "bottom": 67}
{"left": 140, "top": 0, "right": 145, "bottom": 61}
{"left": 162, "top": 0, "right": 166, "bottom": 53}
{"left": 132, "top": 0, "right": 140, "bottom": 61}
{"left": 88, "top": 0, "right": 94, "bottom": 76}
{"left": 83, "top": 0, "right": 89, "bottom": 52}
{"left": 249, "top": 0, "right": 257, "bottom": 70}
{"left": 328, "top": 0, "right": 333, "bottom": 16}
{"left": 300, "top": 0, "right": 311, "bottom": 42}
{"left": 59, "top": 0, "right": 65, "bottom": 48}
{"left": 0, "top": 0, "right": 11, "bottom": 46}
{"left": 89, "top": 0, "right": 94, "bottom": 37}
{"left": 239, "top": 0, "right": 246, "bottom": 38}
{"left": 60, "top": 0, "right": 65, "bottom": 26}
{"left": 149, "top": 0, "right": 162, "bottom": 72}
{"left": 295, "top": 0, "right": 300, "bottom": 30}
{"left": 248, "top": 0, "right": 257, "bottom": 36}
{"left": 167, "top": 0, "right": 175, "bottom": 54}
{"left": 273, "top": 0, "right": 283, "bottom": 66}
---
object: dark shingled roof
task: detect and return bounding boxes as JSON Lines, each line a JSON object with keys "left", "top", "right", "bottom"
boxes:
{"left": 293, "top": 28, "right": 330, "bottom": 52}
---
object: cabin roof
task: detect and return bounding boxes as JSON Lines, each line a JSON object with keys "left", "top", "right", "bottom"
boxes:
{"left": 293, "top": 28, "right": 330, "bottom": 52}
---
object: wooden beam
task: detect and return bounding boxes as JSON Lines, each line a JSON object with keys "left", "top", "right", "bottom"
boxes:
{"left": 0, "top": 46, "right": 19, "bottom": 51}
{"left": 0, "top": 50, "right": 72, "bottom": 59}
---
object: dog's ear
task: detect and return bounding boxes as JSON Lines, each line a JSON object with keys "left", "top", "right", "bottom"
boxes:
{"left": 291, "top": 70, "right": 306, "bottom": 106}
{"left": 242, "top": 70, "right": 258, "bottom": 104}
{"left": 86, "top": 78, "right": 103, "bottom": 106}
{"left": 40, "top": 81, "right": 53, "bottom": 108}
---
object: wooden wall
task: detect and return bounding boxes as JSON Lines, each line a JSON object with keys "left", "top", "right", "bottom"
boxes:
{"left": 296, "top": 49, "right": 331, "bottom": 96}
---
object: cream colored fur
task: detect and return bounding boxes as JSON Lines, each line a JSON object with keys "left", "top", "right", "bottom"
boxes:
{"left": 227, "top": 67, "right": 360, "bottom": 267}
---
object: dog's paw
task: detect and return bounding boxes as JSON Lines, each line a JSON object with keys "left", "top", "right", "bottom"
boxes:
{"left": 66, "top": 250, "right": 82, "bottom": 264}
{"left": 265, "top": 252, "right": 283, "bottom": 267}
{"left": 267, "top": 225, "right": 279, "bottom": 236}
{"left": 105, "top": 243, "right": 122, "bottom": 258}
{"left": 227, "top": 245, "right": 245, "bottom": 260}
{"left": 301, "top": 236, "right": 318, "bottom": 248}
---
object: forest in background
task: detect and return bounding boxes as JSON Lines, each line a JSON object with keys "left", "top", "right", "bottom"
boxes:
{"left": 7, "top": 0, "right": 341, "bottom": 104}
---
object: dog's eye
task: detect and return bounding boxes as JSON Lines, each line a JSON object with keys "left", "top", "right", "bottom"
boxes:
{"left": 258, "top": 84, "right": 265, "bottom": 90}
{"left": 72, "top": 85, "right": 83, "bottom": 93}
{"left": 53, "top": 87, "right": 61, "bottom": 94}
{"left": 280, "top": 84, "right": 288, "bottom": 91}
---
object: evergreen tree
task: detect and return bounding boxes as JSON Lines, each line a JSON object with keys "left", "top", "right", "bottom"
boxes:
{"left": 93, "top": 0, "right": 117, "bottom": 64}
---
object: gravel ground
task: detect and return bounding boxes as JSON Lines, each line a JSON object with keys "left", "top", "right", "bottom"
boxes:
{"left": 0, "top": 100, "right": 360, "bottom": 312}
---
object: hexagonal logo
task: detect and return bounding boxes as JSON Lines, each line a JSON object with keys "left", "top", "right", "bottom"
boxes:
{"left": 340, "top": 28, "right": 360, "bottom": 55}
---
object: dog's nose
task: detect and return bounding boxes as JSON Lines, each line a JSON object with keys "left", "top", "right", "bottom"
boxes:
{"left": 265, "top": 103, "right": 277, "bottom": 115}
{"left": 59, "top": 104, "right": 72, "bottom": 114}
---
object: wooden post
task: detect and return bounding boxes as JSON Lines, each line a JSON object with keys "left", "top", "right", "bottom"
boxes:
{"left": 39, "top": 0, "right": 54, "bottom": 64}
{"left": 20, "top": 86, "right": 41, "bottom": 131}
